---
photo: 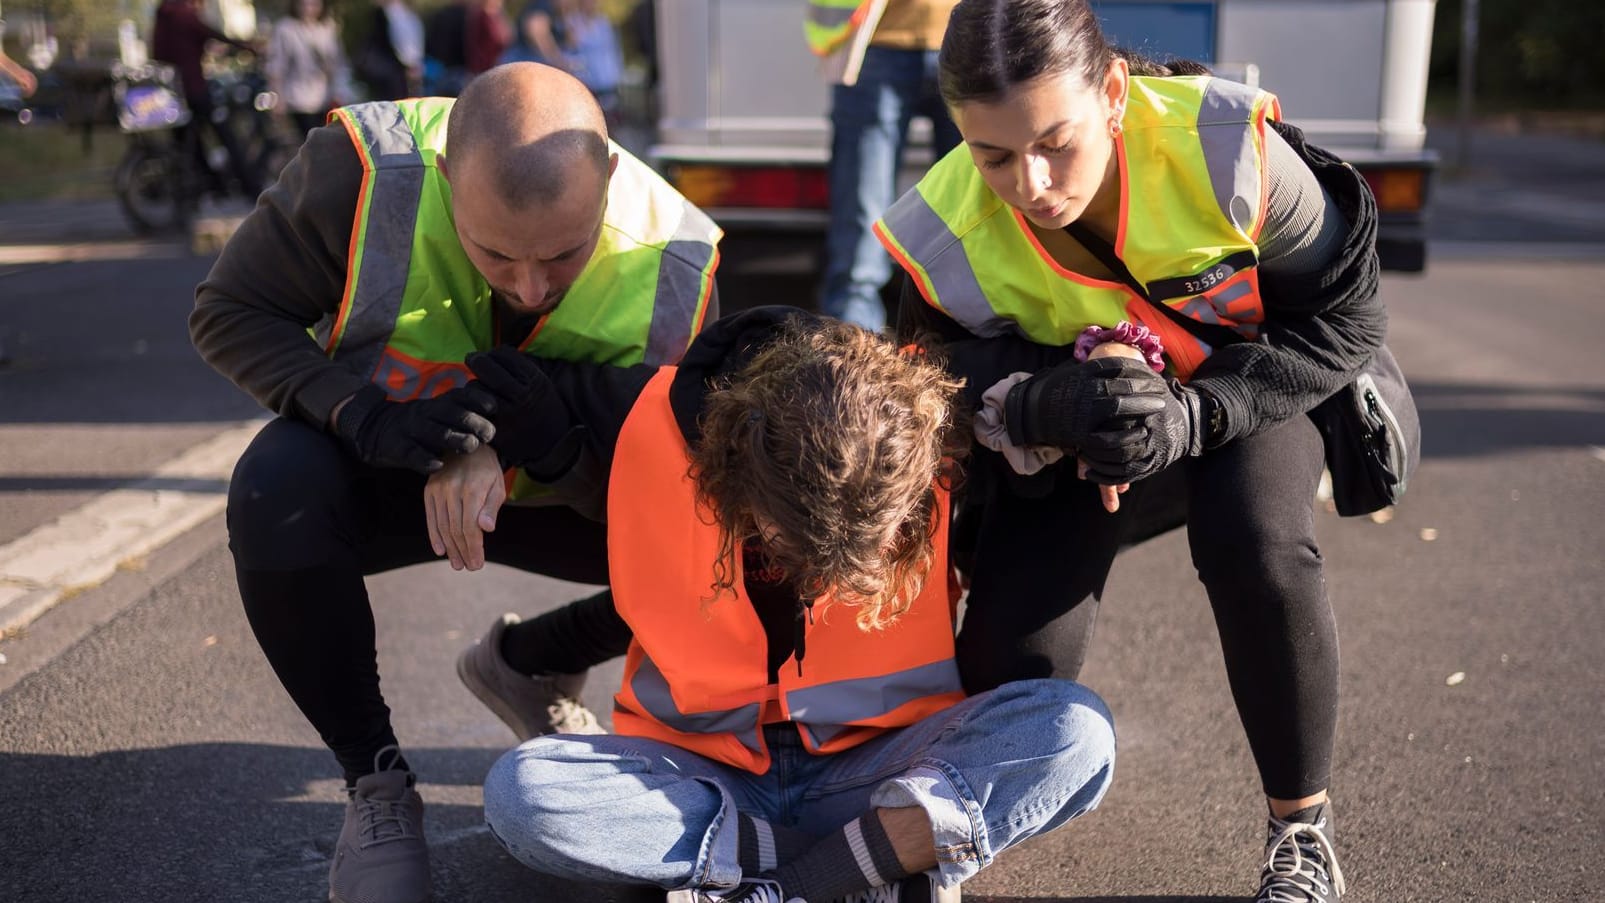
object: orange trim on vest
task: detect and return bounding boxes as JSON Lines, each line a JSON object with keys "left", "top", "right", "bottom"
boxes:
{"left": 327, "top": 110, "right": 375, "bottom": 355}
{"left": 608, "top": 368, "right": 965, "bottom": 773}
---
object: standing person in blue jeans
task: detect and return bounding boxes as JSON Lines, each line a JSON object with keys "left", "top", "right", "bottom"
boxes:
{"left": 471, "top": 308, "right": 1115, "bottom": 902}
{"left": 809, "top": 0, "right": 961, "bottom": 332}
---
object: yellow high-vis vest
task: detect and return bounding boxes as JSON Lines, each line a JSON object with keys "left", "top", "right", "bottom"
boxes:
{"left": 874, "top": 76, "right": 1282, "bottom": 380}
{"left": 316, "top": 99, "right": 722, "bottom": 500}
{"left": 804, "top": 0, "right": 876, "bottom": 56}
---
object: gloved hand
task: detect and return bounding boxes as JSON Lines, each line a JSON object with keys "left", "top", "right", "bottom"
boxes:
{"left": 1079, "top": 378, "right": 1207, "bottom": 484}
{"left": 465, "top": 346, "right": 572, "bottom": 468}
{"left": 1003, "top": 355, "right": 1169, "bottom": 449}
{"left": 334, "top": 382, "right": 499, "bottom": 473}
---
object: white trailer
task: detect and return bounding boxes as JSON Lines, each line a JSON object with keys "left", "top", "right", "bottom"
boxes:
{"left": 653, "top": 0, "right": 1437, "bottom": 271}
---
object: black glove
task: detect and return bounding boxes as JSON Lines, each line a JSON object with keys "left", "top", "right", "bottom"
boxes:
{"left": 334, "top": 382, "right": 499, "bottom": 473}
{"left": 465, "top": 346, "right": 573, "bottom": 468}
{"left": 1079, "top": 378, "right": 1207, "bottom": 484}
{"left": 1003, "top": 355, "right": 1169, "bottom": 449}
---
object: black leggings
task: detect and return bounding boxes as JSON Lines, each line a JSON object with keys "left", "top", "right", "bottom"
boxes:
{"left": 227, "top": 418, "right": 622, "bottom": 782}
{"left": 955, "top": 413, "right": 1338, "bottom": 800}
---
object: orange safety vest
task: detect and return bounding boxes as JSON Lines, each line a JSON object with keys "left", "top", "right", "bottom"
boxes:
{"left": 608, "top": 368, "right": 966, "bottom": 774}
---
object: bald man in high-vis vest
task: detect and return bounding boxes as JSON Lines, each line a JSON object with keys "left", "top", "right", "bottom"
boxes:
{"left": 190, "top": 63, "right": 720, "bottom": 903}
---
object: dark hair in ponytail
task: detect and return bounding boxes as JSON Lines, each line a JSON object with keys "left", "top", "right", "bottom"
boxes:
{"left": 938, "top": 0, "right": 1113, "bottom": 106}
{"left": 937, "top": 0, "right": 1212, "bottom": 106}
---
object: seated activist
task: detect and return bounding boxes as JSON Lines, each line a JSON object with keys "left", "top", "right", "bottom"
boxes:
{"left": 435, "top": 307, "right": 1116, "bottom": 902}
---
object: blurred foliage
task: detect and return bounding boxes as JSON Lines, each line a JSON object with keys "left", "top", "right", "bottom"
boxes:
{"left": 3, "top": 0, "right": 128, "bottom": 56}
{"left": 1430, "top": 0, "right": 1605, "bottom": 109}
{"left": 0, "top": 121, "right": 122, "bottom": 202}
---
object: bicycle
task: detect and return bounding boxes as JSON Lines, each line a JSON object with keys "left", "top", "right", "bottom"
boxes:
{"left": 111, "top": 58, "right": 298, "bottom": 234}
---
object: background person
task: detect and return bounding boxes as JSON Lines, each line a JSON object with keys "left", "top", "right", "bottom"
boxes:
{"left": 150, "top": 0, "right": 264, "bottom": 198}
{"left": 266, "top": 0, "right": 350, "bottom": 136}
{"left": 873, "top": 1, "right": 1386, "bottom": 900}
{"left": 356, "top": 0, "right": 423, "bottom": 100}
{"left": 471, "top": 308, "right": 1116, "bottom": 903}
{"left": 552, "top": 0, "right": 622, "bottom": 118}
{"left": 189, "top": 63, "right": 721, "bottom": 903}
{"left": 423, "top": 0, "right": 470, "bottom": 95}
{"left": 465, "top": 0, "right": 513, "bottom": 76}
{"left": 806, "top": 0, "right": 961, "bottom": 333}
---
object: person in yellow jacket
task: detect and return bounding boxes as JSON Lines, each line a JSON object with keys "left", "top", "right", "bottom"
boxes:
{"left": 871, "top": 2, "right": 1391, "bottom": 901}
{"left": 189, "top": 63, "right": 720, "bottom": 903}
{"left": 466, "top": 307, "right": 1114, "bottom": 903}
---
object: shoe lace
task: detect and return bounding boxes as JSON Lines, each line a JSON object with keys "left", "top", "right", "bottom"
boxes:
{"left": 715, "top": 879, "right": 786, "bottom": 903}
{"left": 353, "top": 794, "right": 421, "bottom": 850}
{"left": 839, "top": 883, "right": 901, "bottom": 903}
{"left": 1258, "top": 814, "right": 1347, "bottom": 902}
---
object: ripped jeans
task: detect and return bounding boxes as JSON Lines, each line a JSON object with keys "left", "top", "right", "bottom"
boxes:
{"left": 483, "top": 679, "right": 1115, "bottom": 892}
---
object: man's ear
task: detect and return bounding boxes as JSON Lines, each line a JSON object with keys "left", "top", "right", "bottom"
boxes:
{"left": 437, "top": 152, "right": 452, "bottom": 185}
{"left": 607, "top": 152, "right": 619, "bottom": 181}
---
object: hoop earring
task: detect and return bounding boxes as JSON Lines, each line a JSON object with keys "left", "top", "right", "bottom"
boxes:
{"left": 1108, "top": 117, "right": 1123, "bottom": 137}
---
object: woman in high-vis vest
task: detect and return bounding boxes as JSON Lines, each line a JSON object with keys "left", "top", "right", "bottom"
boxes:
{"left": 476, "top": 307, "right": 1115, "bottom": 903}
{"left": 872, "top": 2, "right": 1388, "bottom": 901}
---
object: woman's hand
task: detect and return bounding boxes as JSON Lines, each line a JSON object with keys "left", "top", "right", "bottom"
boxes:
{"left": 424, "top": 443, "right": 506, "bottom": 571}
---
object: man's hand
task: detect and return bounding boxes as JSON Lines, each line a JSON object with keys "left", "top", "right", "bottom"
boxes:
{"left": 334, "top": 383, "right": 499, "bottom": 473}
{"left": 424, "top": 443, "right": 506, "bottom": 571}
{"left": 1079, "top": 379, "right": 1207, "bottom": 484}
{"left": 465, "top": 347, "right": 572, "bottom": 467}
{"left": 1003, "top": 356, "right": 1168, "bottom": 450}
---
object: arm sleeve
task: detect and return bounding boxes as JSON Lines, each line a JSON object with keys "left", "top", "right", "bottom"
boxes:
{"left": 894, "top": 277, "right": 1078, "bottom": 411}
{"left": 1188, "top": 120, "right": 1388, "bottom": 445}
{"left": 188, "top": 121, "right": 371, "bottom": 429}
{"left": 515, "top": 358, "right": 656, "bottom": 518}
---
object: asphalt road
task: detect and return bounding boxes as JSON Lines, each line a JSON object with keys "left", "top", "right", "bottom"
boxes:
{"left": 1, "top": 126, "right": 1602, "bottom": 901}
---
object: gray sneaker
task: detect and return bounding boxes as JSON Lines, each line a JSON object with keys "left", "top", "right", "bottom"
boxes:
{"left": 328, "top": 746, "right": 430, "bottom": 903}
{"left": 456, "top": 613, "right": 605, "bottom": 741}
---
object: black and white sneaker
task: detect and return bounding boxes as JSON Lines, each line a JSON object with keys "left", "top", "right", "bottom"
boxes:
{"left": 1255, "top": 803, "right": 1346, "bottom": 902}
{"left": 839, "top": 872, "right": 962, "bottom": 901}
{"left": 666, "top": 878, "right": 796, "bottom": 903}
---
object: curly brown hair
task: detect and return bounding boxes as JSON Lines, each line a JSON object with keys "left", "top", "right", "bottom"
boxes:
{"left": 691, "top": 319, "right": 967, "bottom": 630}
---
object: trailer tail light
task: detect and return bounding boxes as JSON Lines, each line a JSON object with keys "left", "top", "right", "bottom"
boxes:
{"left": 1361, "top": 167, "right": 1425, "bottom": 214}
{"left": 669, "top": 164, "right": 831, "bottom": 210}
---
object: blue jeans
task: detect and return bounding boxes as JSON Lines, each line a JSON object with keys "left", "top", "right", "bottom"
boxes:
{"left": 820, "top": 46, "right": 963, "bottom": 332}
{"left": 483, "top": 679, "right": 1115, "bottom": 893}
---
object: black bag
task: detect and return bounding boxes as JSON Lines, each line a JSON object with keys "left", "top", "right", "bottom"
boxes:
{"left": 1065, "top": 222, "right": 1419, "bottom": 516}
{"left": 1307, "top": 344, "right": 1420, "bottom": 515}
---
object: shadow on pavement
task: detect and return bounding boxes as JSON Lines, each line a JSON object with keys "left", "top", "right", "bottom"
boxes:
{"left": 1411, "top": 380, "right": 1605, "bottom": 458}
{"left": 0, "top": 741, "right": 648, "bottom": 902}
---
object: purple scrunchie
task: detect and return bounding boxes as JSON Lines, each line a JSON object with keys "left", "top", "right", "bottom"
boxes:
{"left": 1072, "top": 321, "right": 1166, "bottom": 372}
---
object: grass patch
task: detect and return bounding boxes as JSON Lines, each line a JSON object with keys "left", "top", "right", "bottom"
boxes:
{"left": 0, "top": 121, "right": 125, "bottom": 203}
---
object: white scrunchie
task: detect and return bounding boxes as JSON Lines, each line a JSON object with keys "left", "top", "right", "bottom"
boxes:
{"left": 973, "top": 372, "right": 1065, "bottom": 476}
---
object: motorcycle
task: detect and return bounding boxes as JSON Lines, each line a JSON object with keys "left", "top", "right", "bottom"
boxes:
{"left": 111, "top": 59, "right": 297, "bottom": 234}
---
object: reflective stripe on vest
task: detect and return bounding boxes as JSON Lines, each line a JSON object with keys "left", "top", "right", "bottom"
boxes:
{"left": 317, "top": 99, "right": 722, "bottom": 403}
{"left": 608, "top": 368, "right": 964, "bottom": 774}
{"left": 874, "top": 76, "right": 1280, "bottom": 380}
{"left": 804, "top": 0, "right": 874, "bottom": 56}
